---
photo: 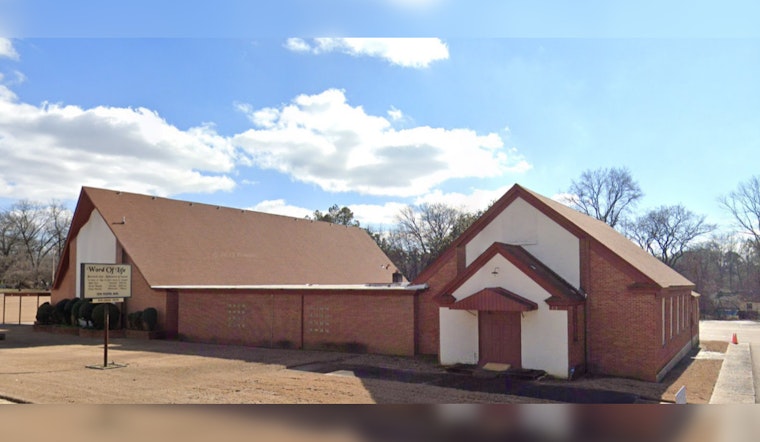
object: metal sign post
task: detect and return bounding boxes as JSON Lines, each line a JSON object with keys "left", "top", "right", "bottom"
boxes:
{"left": 82, "top": 264, "right": 131, "bottom": 370}
{"left": 104, "top": 304, "right": 109, "bottom": 368}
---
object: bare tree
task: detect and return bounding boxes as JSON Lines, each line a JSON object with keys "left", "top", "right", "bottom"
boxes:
{"left": 46, "top": 201, "right": 72, "bottom": 284}
{"left": 624, "top": 205, "right": 716, "bottom": 267}
{"left": 719, "top": 175, "right": 760, "bottom": 251}
{"left": 0, "top": 210, "right": 20, "bottom": 281}
{"left": 7, "top": 200, "right": 53, "bottom": 283}
{"left": 567, "top": 167, "right": 643, "bottom": 228}
{"left": 0, "top": 200, "right": 72, "bottom": 288}
{"left": 392, "top": 203, "right": 478, "bottom": 280}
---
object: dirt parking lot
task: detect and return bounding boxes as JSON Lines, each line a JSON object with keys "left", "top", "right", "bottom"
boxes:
{"left": 0, "top": 325, "right": 547, "bottom": 404}
{"left": 0, "top": 324, "right": 725, "bottom": 404}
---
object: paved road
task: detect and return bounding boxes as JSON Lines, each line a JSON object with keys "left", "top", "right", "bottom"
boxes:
{"left": 700, "top": 320, "right": 760, "bottom": 403}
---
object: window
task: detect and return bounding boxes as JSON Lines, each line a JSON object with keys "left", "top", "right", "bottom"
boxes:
{"left": 748, "top": 303, "right": 754, "bottom": 311}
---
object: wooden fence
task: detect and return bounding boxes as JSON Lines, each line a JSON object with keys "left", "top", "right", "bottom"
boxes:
{"left": 1, "top": 291, "right": 51, "bottom": 325}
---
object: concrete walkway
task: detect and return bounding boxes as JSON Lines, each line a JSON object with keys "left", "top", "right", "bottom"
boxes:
{"left": 709, "top": 343, "right": 756, "bottom": 404}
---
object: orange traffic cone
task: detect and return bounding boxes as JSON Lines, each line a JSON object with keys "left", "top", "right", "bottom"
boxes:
{"left": 732, "top": 333, "right": 738, "bottom": 344}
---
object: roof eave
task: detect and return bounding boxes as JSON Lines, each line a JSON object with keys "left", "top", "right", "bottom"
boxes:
{"left": 151, "top": 283, "right": 429, "bottom": 291}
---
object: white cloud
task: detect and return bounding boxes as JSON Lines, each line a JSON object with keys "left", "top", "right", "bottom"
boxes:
{"left": 234, "top": 89, "right": 530, "bottom": 198}
{"left": 0, "top": 38, "right": 19, "bottom": 60}
{"left": 387, "top": 106, "right": 404, "bottom": 122}
{"left": 552, "top": 192, "right": 578, "bottom": 206}
{"left": 285, "top": 38, "right": 449, "bottom": 68}
{"left": 284, "top": 38, "right": 311, "bottom": 53}
{"left": 0, "top": 89, "right": 237, "bottom": 200}
{"left": 250, "top": 198, "right": 407, "bottom": 227}
{"left": 249, "top": 186, "right": 522, "bottom": 227}
{"left": 249, "top": 199, "right": 313, "bottom": 219}
{"left": 415, "top": 186, "right": 513, "bottom": 213}
{"left": 349, "top": 202, "right": 409, "bottom": 227}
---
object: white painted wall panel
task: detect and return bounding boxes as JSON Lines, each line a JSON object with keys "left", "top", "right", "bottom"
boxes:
{"left": 439, "top": 307, "right": 479, "bottom": 365}
{"left": 465, "top": 196, "right": 580, "bottom": 288}
{"left": 443, "top": 255, "right": 569, "bottom": 377}
{"left": 75, "top": 210, "right": 117, "bottom": 296}
{"left": 521, "top": 309, "right": 568, "bottom": 377}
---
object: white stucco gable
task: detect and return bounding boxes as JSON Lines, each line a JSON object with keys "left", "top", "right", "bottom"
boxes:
{"left": 75, "top": 210, "right": 117, "bottom": 296}
{"left": 439, "top": 253, "right": 570, "bottom": 377}
{"left": 464, "top": 196, "right": 581, "bottom": 289}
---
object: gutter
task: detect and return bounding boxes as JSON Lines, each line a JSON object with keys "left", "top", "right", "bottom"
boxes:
{"left": 151, "top": 283, "right": 429, "bottom": 291}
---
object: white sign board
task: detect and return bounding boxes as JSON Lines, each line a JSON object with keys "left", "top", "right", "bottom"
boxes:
{"left": 81, "top": 263, "right": 132, "bottom": 300}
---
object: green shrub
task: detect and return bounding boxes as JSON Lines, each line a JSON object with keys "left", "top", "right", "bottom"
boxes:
{"left": 342, "top": 342, "right": 368, "bottom": 354}
{"left": 127, "top": 311, "right": 143, "bottom": 330}
{"left": 53, "top": 298, "right": 70, "bottom": 325}
{"left": 92, "top": 303, "right": 120, "bottom": 330}
{"left": 35, "top": 302, "right": 55, "bottom": 325}
{"left": 79, "top": 301, "right": 95, "bottom": 324}
{"left": 142, "top": 307, "right": 158, "bottom": 331}
{"left": 63, "top": 299, "right": 78, "bottom": 325}
{"left": 70, "top": 298, "right": 85, "bottom": 324}
{"left": 275, "top": 340, "right": 294, "bottom": 349}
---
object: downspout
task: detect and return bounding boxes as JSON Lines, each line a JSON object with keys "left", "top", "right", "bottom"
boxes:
{"left": 300, "top": 294, "right": 305, "bottom": 349}
{"left": 581, "top": 238, "right": 590, "bottom": 377}
{"left": 583, "top": 294, "right": 589, "bottom": 377}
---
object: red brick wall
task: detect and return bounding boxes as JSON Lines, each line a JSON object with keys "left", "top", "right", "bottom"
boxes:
{"left": 568, "top": 305, "right": 586, "bottom": 374}
{"left": 178, "top": 291, "right": 302, "bottom": 347}
{"left": 586, "top": 245, "right": 660, "bottom": 381}
{"left": 303, "top": 293, "right": 414, "bottom": 355}
{"left": 415, "top": 252, "right": 459, "bottom": 355}
{"left": 51, "top": 241, "right": 77, "bottom": 304}
{"left": 51, "top": 240, "right": 166, "bottom": 331}
{"left": 120, "top": 251, "right": 167, "bottom": 330}
{"left": 655, "top": 288, "right": 697, "bottom": 376}
{"left": 177, "top": 290, "right": 415, "bottom": 356}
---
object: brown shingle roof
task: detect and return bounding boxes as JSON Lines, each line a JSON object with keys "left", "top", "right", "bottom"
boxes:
{"left": 442, "top": 184, "right": 693, "bottom": 289}
{"left": 434, "top": 242, "right": 585, "bottom": 307}
{"left": 59, "top": 187, "right": 400, "bottom": 288}
{"left": 518, "top": 186, "right": 694, "bottom": 288}
{"left": 449, "top": 287, "right": 538, "bottom": 312}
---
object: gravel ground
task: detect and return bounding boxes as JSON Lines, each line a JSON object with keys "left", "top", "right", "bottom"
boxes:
{"left": 1, "top": 325, "right": 725, "bottom": 404}
{"left": 540, "top": 341, "right": 727, "bottom": 403}
{"left": 0, "top": 325, "right": 545, "bottom": 404}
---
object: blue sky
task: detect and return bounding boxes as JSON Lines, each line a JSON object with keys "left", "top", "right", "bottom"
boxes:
{"left": 0, "top": 1, "right": 759, "bottom": 231}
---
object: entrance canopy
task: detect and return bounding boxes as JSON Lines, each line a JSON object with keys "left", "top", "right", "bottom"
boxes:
{"left": 449, "top": 287, "right": 538, "bottom": 312}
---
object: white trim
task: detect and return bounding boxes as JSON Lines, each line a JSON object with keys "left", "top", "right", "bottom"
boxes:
{"left": 670, "top": 297, "right": 673, "bottom": 340}
{"left": 662, "top": 297, "right": 666, "bottom": 346}
{"left": 151, "top": 283, "right": 428, "bottom": 291}
{"left": 677, "top": 295, "right": 680, "bottom": 333}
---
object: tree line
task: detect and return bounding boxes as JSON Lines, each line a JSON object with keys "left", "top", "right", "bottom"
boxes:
{"left": 0, "top": 201, "right": 71, "bottom": 289}
{"left": 4, "top": 169, "right": 759, "bottom": 303}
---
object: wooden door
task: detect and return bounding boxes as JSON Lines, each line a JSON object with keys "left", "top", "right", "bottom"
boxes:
{"left": 479, "top": 311, "right": 521, "bottom": 368}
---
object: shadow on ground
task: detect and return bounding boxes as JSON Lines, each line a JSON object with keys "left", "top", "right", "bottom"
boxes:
{"left": 290, "top": 362, "right": 639, "bottom": 404}
{"left": 3, "top": 325, "right": 641, "bottom": 403}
